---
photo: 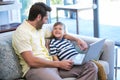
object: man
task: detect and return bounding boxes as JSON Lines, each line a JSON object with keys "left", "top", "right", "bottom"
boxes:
{"left": 12, "top": 2, "right": 97, "bottom": 80}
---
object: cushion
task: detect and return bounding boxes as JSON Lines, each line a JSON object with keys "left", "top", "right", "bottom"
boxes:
{"left": 63, "top": 78, "right": 76, "bottom": 80}
{"left": 98, "top": 60, "right": 109, "bottom": 75}
{"left": 92, "top": 60, "right": 107, "bottom": 80}
{"left": 0, "top": 32, "right": 22, "bottom": 80}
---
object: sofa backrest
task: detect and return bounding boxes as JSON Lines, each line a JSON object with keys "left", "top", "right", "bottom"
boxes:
{"left": 0, "top": 32, "right": 22, "bottom": 80}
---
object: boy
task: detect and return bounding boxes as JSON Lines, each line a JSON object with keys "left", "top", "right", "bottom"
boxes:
{"left": 49, "top": 22, "right": 85, "bottom": 62}
{"left": 49, "top": 22, "right": 106, "bottom": 80}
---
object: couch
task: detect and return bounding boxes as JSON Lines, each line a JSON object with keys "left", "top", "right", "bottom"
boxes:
{"left": 0, "top": 24, "right": 115, "bottom": 80}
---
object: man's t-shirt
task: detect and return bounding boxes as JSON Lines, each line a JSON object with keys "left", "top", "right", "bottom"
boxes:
{"left": 12, "top": 21, "right": 53, "bottom": 77}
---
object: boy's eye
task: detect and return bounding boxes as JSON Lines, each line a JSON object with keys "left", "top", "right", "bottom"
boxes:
{"left": 59, "top": 28, "right": 62, "bottom": 30}
{"left": 54, "top": 28, "right": 62, "bottom": 30}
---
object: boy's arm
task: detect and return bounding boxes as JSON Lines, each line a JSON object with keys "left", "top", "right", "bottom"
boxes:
{"left": 49, "top": 39, "right": 59, "bottom": 61}
{"left": 64, "top": 34, "right": 88, "bottom": 51}
{"left": 52, "top": 55, "right": 59, "bottom": 61}
{"left": 63, "top": 33, "right": 79, "bottom": 41}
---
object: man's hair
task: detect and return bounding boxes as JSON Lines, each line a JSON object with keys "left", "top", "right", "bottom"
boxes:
{"left": 28, "top": 2, "right": 51, "bottom": 21}
{"left": 53, "top": 22, "right": 66, "bottom": 31}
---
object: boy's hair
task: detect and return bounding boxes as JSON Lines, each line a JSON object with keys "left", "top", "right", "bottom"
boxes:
{"left": 28, "top": 2, "right": 51, "bottom": 21}
{"left": 53, "top": 22, "right": 66, "bottom": 32}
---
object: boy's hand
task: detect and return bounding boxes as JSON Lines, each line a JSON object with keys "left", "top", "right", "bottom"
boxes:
{"left": 76, "top": 39, "right": 88, "bottom": 51}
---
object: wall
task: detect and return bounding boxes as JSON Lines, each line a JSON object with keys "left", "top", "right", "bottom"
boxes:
{"left": 0, "top": 0, "right": 22, "bottom": 25}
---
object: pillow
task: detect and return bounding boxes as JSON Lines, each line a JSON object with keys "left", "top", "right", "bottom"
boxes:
{"left": 0, "top": 33, "right": 22, "bottom": 80}
{"left": 42, "top": 24, "right": 54, "bottom": 38}
{"left": 92, "top": 60, "right": 107, "bottom": 80}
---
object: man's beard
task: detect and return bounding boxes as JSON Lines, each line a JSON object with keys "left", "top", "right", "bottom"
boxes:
{"left": 36, "top": 22, "right": 43, "bottom": 30}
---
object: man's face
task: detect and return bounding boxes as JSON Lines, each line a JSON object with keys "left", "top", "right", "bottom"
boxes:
{"left": 37, "top": 14, "right": 49, "bottom": 29}
{"left": 42, "top": 15, "right": 49, "bottom": 24}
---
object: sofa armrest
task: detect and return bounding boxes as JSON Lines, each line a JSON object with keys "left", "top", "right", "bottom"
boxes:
{"left": 69, "top": 33, "right": 115, "bottom": 80}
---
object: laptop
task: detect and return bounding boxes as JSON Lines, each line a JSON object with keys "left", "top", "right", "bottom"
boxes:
{"left": 72, "top": 39, "right": 105, "bottom": 65}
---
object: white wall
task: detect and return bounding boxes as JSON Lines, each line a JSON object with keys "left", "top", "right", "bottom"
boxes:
{"left": 0, "top": 0, "right": 22, "bottom": 25}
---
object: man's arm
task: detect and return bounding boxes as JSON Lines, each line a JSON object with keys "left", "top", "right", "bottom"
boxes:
{"left": 64, "top": 34, "right": 88, "bottom": 51}
{"left": 21, "top": 51, "right": 73, "bottom": 70}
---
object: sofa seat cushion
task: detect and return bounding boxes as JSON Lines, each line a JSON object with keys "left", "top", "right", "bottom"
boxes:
{"left": 63, "top": 77, "right": 76, "bottom": 80}
{"left": 0, "top": 32, "right": 22, "bottom": 80}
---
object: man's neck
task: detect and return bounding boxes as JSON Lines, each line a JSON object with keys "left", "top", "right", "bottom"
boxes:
{"left": 27, "top": 20, "right": 37, "bottom": 29}
{"left": 27, "top": 20, "right": 42, "bottom": 30}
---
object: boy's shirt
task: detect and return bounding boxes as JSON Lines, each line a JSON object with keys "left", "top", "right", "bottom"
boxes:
{"left": 49, "top": 38, "right": 79, "bottom": 60}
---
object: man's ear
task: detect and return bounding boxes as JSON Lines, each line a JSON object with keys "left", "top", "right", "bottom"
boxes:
{"left": 37, "top": 14, "right": 41, "bottom": 21}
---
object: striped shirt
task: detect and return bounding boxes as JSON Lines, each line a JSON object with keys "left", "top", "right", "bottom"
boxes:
{"left": 49, "top": 38, "right": 79, "bottom": 60}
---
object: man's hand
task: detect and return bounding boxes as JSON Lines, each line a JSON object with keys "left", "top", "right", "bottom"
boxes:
{"left": 58, "top": 60, "right": 73, "bottom": 70}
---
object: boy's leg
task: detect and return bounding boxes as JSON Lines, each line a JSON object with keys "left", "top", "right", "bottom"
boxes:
{"left": 59, "top": 61, "right": 98, "bottom": 80}
{"left": 25, "top": 68, "right": 62, "bottom": 80}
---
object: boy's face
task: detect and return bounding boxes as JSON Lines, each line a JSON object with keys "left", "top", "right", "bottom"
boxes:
{"left": 52, "top": 25, "right": 65, "bottom": 39}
